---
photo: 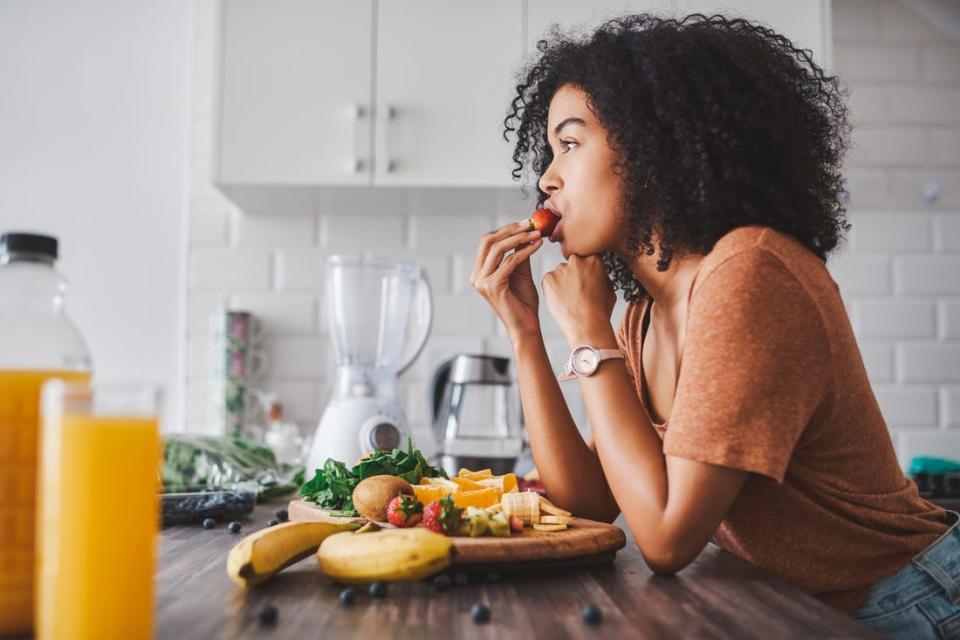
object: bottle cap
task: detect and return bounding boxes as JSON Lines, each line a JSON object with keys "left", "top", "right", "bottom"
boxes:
{"left": 0, "top": 232, "right": 58, "bottom": 260}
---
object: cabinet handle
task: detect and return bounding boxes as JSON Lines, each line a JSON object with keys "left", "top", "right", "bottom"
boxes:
{"left": 382, "top": 104, "right": 396, "bottom": 173}
{"left": 350, "top": 104, "right": 364, "bottom": 174}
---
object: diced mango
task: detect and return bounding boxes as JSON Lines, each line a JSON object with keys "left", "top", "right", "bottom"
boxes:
{"left": 458, "top": 467, "right": 493, "bottom": 480}
{"left": 412, "top": 484, "right": 446, "bottom": 505}
{"left": 452, "top": 487, "right": 500, "bottom": 509}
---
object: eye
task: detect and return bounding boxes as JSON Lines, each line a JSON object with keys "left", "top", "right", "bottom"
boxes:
{"left": 559, "top": 139, "right": 579, "bottom": 153}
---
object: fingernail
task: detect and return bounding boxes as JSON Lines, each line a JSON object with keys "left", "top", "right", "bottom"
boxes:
{"left": 528, "top": 230, "right": 540, "bottom": 238}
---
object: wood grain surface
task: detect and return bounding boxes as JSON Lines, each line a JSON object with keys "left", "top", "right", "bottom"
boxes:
{"left": 155, "top": 502, "right": 881, "bottom": 639}
{"left": 288, "top": 499, "right": 627, "bottom": 568}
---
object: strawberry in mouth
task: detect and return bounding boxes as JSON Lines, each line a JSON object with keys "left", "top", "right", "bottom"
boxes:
{"left": 527, "top": 208, "right": 561, "bottom": 239}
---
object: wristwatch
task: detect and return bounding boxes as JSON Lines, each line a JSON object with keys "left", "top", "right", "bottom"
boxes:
{"left": 558, "top": 345, "right": 625, "bottom": 381}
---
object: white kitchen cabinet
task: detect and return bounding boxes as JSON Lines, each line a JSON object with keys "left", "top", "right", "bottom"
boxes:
{"left": 374, "top": 0, "right": 522, "bottom": 187}
{"left": 218, "top": 0, "right": 374, "bottom": 185}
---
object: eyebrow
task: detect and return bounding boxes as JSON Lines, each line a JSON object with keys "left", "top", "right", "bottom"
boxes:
{"left": 552, "top": 117, "right": 586, "bottom": 136}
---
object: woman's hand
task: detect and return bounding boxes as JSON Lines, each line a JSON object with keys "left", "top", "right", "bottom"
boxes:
{"left": 470, "top": 222, "right": 544, "bottom": 341}
{"left": 542, "top": 255, "right": 617, "bottom": 346}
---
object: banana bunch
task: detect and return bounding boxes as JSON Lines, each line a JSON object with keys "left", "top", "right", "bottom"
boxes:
{"left": 227, "top": 521, "right": 360, "bottom": 587}
{"left": 501, "top": 491, "right": 573, "bottom": 532}
{"left": 317, "top": 527, "right": 455, "bottom": 583}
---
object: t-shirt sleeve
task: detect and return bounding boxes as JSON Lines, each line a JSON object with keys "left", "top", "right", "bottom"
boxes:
{"left": 663, "top": 249, "right": 830, "bottom": 483}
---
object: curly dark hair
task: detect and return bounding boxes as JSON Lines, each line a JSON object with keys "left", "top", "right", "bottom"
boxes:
{"left": 503, "top": 14, "right": 851, "bottom": 302}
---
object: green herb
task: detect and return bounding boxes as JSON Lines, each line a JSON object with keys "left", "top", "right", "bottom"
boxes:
{"left": 299, "top": 438, "right": 446, "bottom": 516}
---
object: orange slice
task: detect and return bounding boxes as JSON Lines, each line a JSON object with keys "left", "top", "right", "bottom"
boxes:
{"left": 452, "top": 487, "right": 499, "bottom": 509}
{"left": 411, "top": 484, "right": 445, "bottom": 505}
{"left": 451, "top": 476, "right": 486, "bottom": 492}
{"left": 458, "top": 467, "right": 493, "bottom": 481}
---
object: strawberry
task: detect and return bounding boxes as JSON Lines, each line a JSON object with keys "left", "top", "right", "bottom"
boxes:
{"left": 528, "top": 208, "right": 560, "bottom": 237}
{"left": 421, "top": 494, "right": 463, "bottom": 536}
{"left": 386, "top": 494, "right": 423, "bottom": 527}
{"left": 509, "top": 515, "right": 524, "bottom": 532}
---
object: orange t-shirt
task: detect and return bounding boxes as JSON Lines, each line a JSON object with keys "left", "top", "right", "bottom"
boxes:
{"left": 615, "top": 225, "right": 947, "bottom": 613}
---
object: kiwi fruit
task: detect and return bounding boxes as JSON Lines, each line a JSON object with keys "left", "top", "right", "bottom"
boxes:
{"left": 352, "top": 475, "right": 415, "bottom": 522}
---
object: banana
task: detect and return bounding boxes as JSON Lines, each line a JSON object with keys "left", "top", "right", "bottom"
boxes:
{"left": 539, "top": 495, "right": 572, "bottom": 517}
{"left": 501, "top": 491, "right": 540, "bottom": 525}
{"left": 539, "top": 514, "right": 572, "bottom": 525}
{"left": 227, "top": 521, "right": 360, "bottom": 587}
{"left": 317, "top": 528, "right": 455, "bottom": 583}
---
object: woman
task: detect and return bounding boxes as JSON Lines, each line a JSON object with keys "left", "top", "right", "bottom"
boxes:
{"left": 471, "top": 14, "right": 957, "bottom": 638}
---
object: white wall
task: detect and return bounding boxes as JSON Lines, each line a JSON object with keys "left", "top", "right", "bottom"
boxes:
{"left": 0, "top": 0, "right": 192, "bottom": 427}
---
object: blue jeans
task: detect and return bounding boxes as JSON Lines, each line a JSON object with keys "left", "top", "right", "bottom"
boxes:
{"left": 855, "top": 510, "right": 960, "bottom": 638}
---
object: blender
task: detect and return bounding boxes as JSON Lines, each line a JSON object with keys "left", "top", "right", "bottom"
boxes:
{"left": 305, "top": 255, "right": 432, "bottom": 473}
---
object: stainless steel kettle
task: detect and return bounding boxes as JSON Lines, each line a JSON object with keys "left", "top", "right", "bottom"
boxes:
{"left": 429, "top": 354, "right": 524, "bottom": 476}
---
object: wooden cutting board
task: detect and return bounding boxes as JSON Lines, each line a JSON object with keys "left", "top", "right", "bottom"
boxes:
{"left": 288, "top": 499, "right": 628, "bottom": 571}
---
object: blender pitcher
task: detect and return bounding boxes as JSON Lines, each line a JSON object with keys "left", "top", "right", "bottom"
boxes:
{"left": 305, "top": 255, "right": 432, "bottom": 474}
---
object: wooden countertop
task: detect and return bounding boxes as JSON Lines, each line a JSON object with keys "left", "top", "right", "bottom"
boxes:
{"left": 156, "top": 502, "right": 880, "bottom": 639}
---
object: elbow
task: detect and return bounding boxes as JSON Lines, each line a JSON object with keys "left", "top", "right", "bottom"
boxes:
{"left": 636, "top": 540, "right": 697, "bottom": 577}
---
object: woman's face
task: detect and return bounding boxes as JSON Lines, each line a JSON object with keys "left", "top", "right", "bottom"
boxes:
{"left": 538, "top": 83, "right": 626, "bottom": 259}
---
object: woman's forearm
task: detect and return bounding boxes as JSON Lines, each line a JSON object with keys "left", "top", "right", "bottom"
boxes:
{"left": 511, "top": 330, "right": 619, "bottom": 521}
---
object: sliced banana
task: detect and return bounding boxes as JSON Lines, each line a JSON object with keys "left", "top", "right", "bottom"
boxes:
{"left": 539, "top": 495, "right": 572, "bottom": 517}
{"left": 539, "top": 514, "right": 572, "bottom": 525}
{"left": 532, "top": 523, "right": 567, "bottom": 532}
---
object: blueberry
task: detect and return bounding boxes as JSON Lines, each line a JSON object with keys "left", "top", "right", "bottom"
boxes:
{"left": 369, "top": 581, "right": 387, "bottom": 598}
{"left": 485, "top": 572, "right": 501, "bottom": 583}
{"left": 339, "top": 588, "right": 356, "bottom": 606}
{"left": 432, "top": 574, "right": 452, "bottom": 591}
{"left": 470, "top": 603, "right": 490, "bottom": 624}
{"left": 274, "top": 508, "right": 289, "bottom": 522}
{"left": 582, "top": 604, "right": 602, "bottom": 625}
{"left": 202, "top": 518, "right": 216, "bottom": 530}
{"left": 267, "top": 519, "right": 279, "bottom": 527}
{"left": 227, "top": 521, "right": 242, "bottom": 534}
{"left": 453, "top": 573, "right": 469, "bottom": 587}
{"left": 258, "top": 604, "right": 278, "bottom": 625}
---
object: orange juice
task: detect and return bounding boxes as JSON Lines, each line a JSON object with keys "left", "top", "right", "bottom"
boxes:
{"left": 36, "top": 403, "right": 160, "bottom": 640}
{"left": 0, "top": 369, "right": 89, "bottom": 636}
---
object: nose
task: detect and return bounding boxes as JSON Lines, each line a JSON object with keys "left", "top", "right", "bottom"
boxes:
{"left": 538, "top": 159, "right": 561, "bottom": 195}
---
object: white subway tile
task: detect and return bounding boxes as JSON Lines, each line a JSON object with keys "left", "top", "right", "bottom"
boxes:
{"left": 850, "top": 212, "right": 931, "bottom": 252}
{"left": 875, "top": 386, "right": 938, "bottom": 426}
{"left": 880, "top": 1, "right": 951, "bottom": 43}
{"left": 266, "top": 337, "right": 325, "bottom": 377}
{"left": 403, "top": 336, "right": 486, "bottom": 381}
{"left": 835, "top": 44, "right": 921, "bottom": 81}
{"left": 936, "top": 215, "right": 960, "bottom": 252}
{"left": 431, "top": 293, "right": 497, "bottom": 336}
{"left": 321, "top": 214, "right": 405, "bottom": 251}
{"left": 930, "top": 131, "right": 960, "bottom": 166}
{"left": 409, "top": 214, "right": 495, "bottom": 251}
{"left": 860, "top": 342, "right": 896, "bottom": 382}
{"left": 408, "top": 188, "right": 498, "bottom": 215}
{"left": 258, "top": 379, "right": 319, "bottom": 426}
{"left": 187, "top": 291, "right": 228, "bottom": 334}
{"left": 833, "top": 0, "right": 882, "bottom": 42}
{"left": 320, "top": 186, "right": 408, "bottom": 215}
{"left": 189, "top": 206, "right": 231, "bottom": 246}
{"left": 941, "top": 301, "right": 960, "bottom": 339}
{"left": 236, "top": 213, "right": 316, "bottom": 247}
{"left": 851, "top": 128, "right": 926, "bottom": 166}
{"left": 887, "top": 88, "right": 960, "bottom": 126}
{"left": 854, "top": 299, "right": 935, "bottom": 338}
{"left": 888, "top": 170, "right": 960, "bottom": 209}
{"left": 184, "top": 379, "right": 210, "bottom": 432}
{"left": 276, "top": 249, "right": 327, "bottom": 292}
{"left": 896, "top": 430, "right": 960, "bottom": 469}
{"left": 229, "top": 293, "right": 317, "bottom": 335}
{"left": 899, "top": 343, "right": 960, "bottom": 382}
{"left": 191, "top": 248, "right": 272, "bottom": 290}
{"left": 375, "top": 251, "right": 452, "bottom": 294}
{"left": 943, "top": 387, "right": 960, "bottom": 428}
{"left": 923, "top": 46, "right": 960, "bottom": 82}
{"left": 896, "top": 257, "right": 960, "bottom": 295}
{"left": 846, "top": 86, "right": 887, "bottom": 125}
{"left": 828, "top": 253, "right": 892, "bottom": 295}
{"left": 496, "top": 187, "right": 539, "bottom": 219}
{"left": 844, "top": 169, "right": 889, "bottom": 209}
{"left": 185, "top": 333, "right": 209, "bottom": 381}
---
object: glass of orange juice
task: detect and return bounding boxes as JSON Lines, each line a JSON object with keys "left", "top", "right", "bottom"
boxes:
{"left": 36, "top": 380, "right": 162, "bottom": 640}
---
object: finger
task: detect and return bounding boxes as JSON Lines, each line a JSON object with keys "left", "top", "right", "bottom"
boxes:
{"left": 471, "top": 221, "right": 531, "bottom": 283}
{"left": 480, "top": 229, "right": 541, "bottom": 277}
{"left": 490, "top": 237, "right": 543, "bottom": 282}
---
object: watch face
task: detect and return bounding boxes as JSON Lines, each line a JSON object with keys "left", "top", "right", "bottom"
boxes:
{"left": 572, "top": 347, "right": 600, "bottom": 375}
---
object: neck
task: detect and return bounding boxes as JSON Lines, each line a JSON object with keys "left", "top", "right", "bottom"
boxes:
{"left": 626, "top": 250, "right": 704, "bottom": 310}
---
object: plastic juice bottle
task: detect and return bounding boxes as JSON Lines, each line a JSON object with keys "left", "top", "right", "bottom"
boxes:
{"left": 37, "top": 382, "right": 160, "bottom": 640}
{"left": 0, "top": 232, "right": 91, "bottom": 635}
